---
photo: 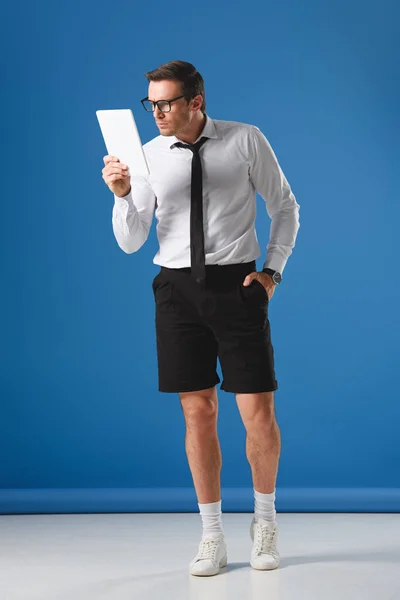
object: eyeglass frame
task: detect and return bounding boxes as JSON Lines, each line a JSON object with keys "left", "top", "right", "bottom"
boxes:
{"left": 140, "top": 94, "right": 186, "bottom": 113}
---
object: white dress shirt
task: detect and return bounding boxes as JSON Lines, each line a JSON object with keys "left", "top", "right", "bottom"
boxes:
{"left": 112, "top": 114, "right": 300, "bottom": 274}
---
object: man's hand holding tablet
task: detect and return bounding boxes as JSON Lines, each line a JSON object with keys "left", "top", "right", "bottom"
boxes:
{"left": 102, "top": 156, "right": 131, "bottom": 198}
{"left": 97, "top": 108, "right": 150, "bottom": 198}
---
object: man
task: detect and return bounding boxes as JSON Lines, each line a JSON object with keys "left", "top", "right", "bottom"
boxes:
{"left": 102, "top": 60, "right": 300, "bottom": 577}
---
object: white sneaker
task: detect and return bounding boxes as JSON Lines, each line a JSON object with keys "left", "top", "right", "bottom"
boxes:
{"left": 189, "top": 533, "right": 227, "bottom": 576}
{"left": 250, "top": 517, "right": 280, "bottom": 570}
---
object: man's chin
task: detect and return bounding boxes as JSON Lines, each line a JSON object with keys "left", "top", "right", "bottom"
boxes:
{"left": 160, "top": 129, "right": 175, "bottom": 137}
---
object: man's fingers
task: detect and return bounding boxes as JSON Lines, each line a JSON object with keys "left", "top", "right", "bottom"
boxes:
{"left": 105, "top": 165, "right": 128, "bottom": 174}
{"left": 103, "top": 172, "right": 130, "bottom": 182}
{"left": 103, "top": 155, "right": 120, "bottom": 165}
{"left": 102, "top": 165, "right": 129, "bottom": 179}
{"left": 243, "top": 273, "right": 256, "bottom": 286}
{"left": 107, "top": 173, "right": 130, "bottom": 182}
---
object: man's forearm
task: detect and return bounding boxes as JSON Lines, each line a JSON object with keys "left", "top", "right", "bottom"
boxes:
{"left": 112, "top": 191, "right": 149, "bottom": 254}
{"left": 263, "top": 203, "right": 300, "bottom": 273}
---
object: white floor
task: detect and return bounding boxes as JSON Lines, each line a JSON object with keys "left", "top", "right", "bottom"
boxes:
{"left": 0, "top": 513, "right": 399, "bottom": 600}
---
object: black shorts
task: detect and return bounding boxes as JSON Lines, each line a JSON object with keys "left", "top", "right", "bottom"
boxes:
{"left": 152, "top": 260, "right": 278, "bottom": 394}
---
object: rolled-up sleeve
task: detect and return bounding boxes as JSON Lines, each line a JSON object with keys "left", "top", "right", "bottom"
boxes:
{"left": 249, "top": 126, "right": 300, "bottom": 274}
{"left": 112, "top": 175, "right": 156, "bottom": 254}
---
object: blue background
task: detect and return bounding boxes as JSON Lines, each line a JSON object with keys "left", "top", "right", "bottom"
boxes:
{"left": 1, "top": 0, "right": 399, "bottom": 513}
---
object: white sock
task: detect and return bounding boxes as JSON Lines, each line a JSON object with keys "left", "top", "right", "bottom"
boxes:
{"left": 254, "top": 488, "right": 277, "bottom": 523}
{"left": 198, "top": 500, "right": 224, "bottom": 538}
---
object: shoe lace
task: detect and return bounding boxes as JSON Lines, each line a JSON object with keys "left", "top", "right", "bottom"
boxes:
{"left": 256, "top": 524, "right": 277, "bottom": 555}
{"left": 198, "top": 538, "right": 219, "bottom": 561}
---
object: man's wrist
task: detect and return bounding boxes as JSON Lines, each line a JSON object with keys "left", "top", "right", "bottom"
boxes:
{"left": 116, "top": 186, "right": 131, "bottom": 199}
{"left": 262, "top": 268, "right": 282, "bottom": 285}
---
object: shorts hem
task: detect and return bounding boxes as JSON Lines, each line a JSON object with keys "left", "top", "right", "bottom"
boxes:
{"left": 158, "top": 377, "right": 221, "bottom": 394}
{"left": 220, "top": 381, "right": 278, "bottom": 394}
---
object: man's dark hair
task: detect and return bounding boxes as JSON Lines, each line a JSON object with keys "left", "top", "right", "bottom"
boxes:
{"left": 144, "top": 60, "right": 206, "bottom": 114}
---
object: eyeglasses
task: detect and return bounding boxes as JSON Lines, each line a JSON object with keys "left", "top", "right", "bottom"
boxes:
{"left": 140, "top": 94, "right": 186, "bottom": 113}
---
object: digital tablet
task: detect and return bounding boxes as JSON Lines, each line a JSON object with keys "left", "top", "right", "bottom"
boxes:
{"left": 96, "top": 109, "right": 150, "bottom": 177}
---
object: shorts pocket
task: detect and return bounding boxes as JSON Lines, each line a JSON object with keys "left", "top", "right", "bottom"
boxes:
{"left": 253, "top": 279, "right": 269, "bottom": 301}
{"left": 153, "top": 278, "right": 173, "bottom": 307}
{"left": 238, "top": 279, "right": 269, "bottom": 305}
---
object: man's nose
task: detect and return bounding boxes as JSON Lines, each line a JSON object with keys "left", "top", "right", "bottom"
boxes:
{"left": 154, "top": 106, "right": 164, "bottom": 118}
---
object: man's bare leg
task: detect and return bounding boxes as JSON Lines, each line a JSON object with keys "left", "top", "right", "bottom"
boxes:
{"left": 235, "top": 391, "right": 281, "bottom": 494}
{"left": 179, "top": 385, "right": 221, "bottom": 504}
{"left": 180, "top": 386, "right": 227, "bottom": 576}
{"left": 236, "top": 391, "right": 281, "bottom": 570}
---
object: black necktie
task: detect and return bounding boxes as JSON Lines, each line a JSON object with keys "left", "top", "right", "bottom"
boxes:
{"left": 174, "top": 136, "right": 208, "bottom": 283}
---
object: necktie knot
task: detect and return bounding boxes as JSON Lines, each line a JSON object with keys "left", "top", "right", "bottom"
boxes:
{"left": 175, "top": 136, "right": 208, "bottom": 153}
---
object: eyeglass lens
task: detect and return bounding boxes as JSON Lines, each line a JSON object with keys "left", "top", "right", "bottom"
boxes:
{"left": 143, "top": 100, "right": 170, "bottom": 112}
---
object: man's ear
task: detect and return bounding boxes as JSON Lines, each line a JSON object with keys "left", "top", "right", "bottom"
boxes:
{"left": 192, "top": 94, "right": 204, "bottom": 112}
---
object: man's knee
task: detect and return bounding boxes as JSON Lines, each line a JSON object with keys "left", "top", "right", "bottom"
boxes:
{"left": 236, "top": 391, "right": 276, "bottom": 429}
{"left": 179, "top": 386, "right": 218, "bottom": 425}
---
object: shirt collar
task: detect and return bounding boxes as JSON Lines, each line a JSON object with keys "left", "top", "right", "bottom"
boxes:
{"left": 168, "top": 114, "right": 220, "bottom": 149}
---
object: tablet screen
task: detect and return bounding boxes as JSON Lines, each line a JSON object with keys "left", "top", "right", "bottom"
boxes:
{"left": 96, "top": 109, "right": 150, "bottom": 178}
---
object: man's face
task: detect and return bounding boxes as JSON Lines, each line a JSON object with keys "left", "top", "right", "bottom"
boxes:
{"left": 148, "top": 80, "right": 201, "bottom": 137}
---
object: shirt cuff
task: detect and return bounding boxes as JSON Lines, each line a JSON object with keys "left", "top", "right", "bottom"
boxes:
{"left": 114, "top": 189, "right": 132, "bottom": 203}
{"left": 263, "top": 255, "right": 287, "bottom": 274}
